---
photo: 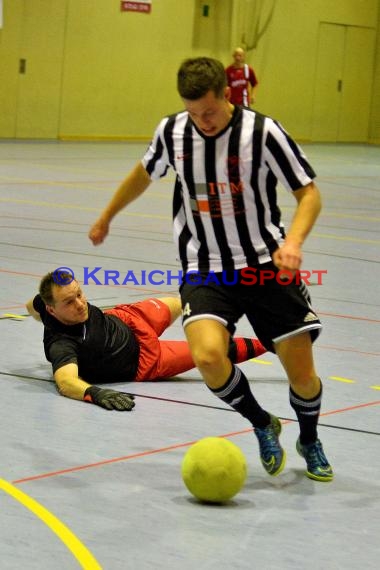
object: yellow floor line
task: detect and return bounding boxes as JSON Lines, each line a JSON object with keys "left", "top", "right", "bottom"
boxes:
{"left": 1, "top": 313, "right": 26, "bottom": 320}
{"left": 329, "top": 376, "right": 356, "bottom": 383}
{"left": 313, "top": 232, "right": 380, "bottom": 245}
{"left": 0, "top": 479, "right": 102, "bottom": 569}
{"left": 1, "top": 198, "right": 379, "bottom": 241}
{"left": 0, "top": 197, "right": 170, "bottom": 219}
{"left": 370, "top": 386, "right": 380, "bottom": 391}
{"left": 249, "top": 359, "right": 273, "bottom": 365}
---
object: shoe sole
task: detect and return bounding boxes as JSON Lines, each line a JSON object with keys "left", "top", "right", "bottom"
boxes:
{"left": 305, "top": 470, "right": 333, "bottom": 482}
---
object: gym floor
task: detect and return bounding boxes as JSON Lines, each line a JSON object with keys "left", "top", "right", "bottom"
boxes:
{"left": 0, "top": 140, "right": 379, "bottom": 569}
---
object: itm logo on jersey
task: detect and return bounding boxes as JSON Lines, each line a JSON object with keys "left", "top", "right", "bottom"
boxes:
{"left": 208, "top": 181, "right": 244, "bottom": 196}
{"left": 190, "top": 181, "right": 245, "bottom": 217}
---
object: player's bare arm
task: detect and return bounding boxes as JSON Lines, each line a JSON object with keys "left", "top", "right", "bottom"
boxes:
{"left": 273, "top": 182, "right": 322, "bottom": 272}
{"left": 89, "top": 161, "right": 151, "bottom": 245}
{"left": 54, "top": 363, "right": 135, "bottom": 411}
{"left": 54, "top": 363, "right": 91, "bottom": 401}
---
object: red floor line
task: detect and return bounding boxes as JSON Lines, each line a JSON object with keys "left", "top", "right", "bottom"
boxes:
{"left": 317, "top": 344, "right": 380, "bottom": 357}
{"left": 12, "top": 442, "right": 198, "bottom": 485}
{"left": 0, "top": 268, "right": 42, "bottom": 278}
{"left": 320, "top": 399, "right": 380, "bottom": 415}
{"left": 319, "top": 311, "right": 380, "bottom": 323}
{"left": 11, "top": 400, "right": 380, "bottom": 486}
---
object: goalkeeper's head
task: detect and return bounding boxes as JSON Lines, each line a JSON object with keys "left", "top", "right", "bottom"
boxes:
{"left": 39, "top": 271, "right": 88, "bottom": 326}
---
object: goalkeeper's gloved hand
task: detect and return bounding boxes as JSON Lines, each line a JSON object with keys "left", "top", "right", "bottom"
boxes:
{"left": 83, "top": 386, "right": 135, "bottom": 411}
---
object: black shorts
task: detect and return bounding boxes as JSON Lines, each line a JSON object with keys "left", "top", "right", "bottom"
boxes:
{"left": 180, "top": 264, "right": 322, "bottom": 353}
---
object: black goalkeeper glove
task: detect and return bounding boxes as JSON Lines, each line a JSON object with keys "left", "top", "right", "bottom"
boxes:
{"left": 84, "top": 386, "right": 135, "bottom": 411}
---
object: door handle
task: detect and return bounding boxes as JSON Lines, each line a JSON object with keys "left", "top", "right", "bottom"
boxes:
{"left": 337, "top": 79, "right": 342, "bottom": 92}
{"left": 19, "top": 59, "right": 26, "bottom": 74}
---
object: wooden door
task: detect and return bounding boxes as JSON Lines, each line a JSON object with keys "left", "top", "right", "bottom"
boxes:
{"left": 311, "top": 23, "right": 345, "bottom": 141}
{"left": 338, "top": 26, "right": 376, "bottom": 142}
{"left": 311, "top": 22, "right": 375, "bottom": 142}
{"left": 15, "top": 0, "right": 67, "bottom": 138}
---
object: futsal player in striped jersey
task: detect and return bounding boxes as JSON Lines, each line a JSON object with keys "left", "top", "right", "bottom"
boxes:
{"left": 89, "top": 57, "right": 333, "bottom": 482}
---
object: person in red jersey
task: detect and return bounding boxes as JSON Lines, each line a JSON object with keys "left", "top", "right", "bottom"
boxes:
{"left": 225, "top": 47, "right": 258, "bottom": 106}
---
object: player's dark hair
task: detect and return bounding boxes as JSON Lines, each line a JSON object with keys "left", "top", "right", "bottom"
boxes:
{"left": 39, "top": 272, "right": 74, "bottom": 305}
{"left": 177, "top": 57, "right": 227, "bottom": 100}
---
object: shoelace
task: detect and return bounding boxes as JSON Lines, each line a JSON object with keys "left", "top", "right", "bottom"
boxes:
{"left": 257, "top": 428, "right": 278, "bottom": 458}
{"left": 305, "top": 441, "right": 328, "bottom": 468}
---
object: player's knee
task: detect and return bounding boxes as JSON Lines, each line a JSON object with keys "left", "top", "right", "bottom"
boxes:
{"left": 191, "top": 346, "right": 226, "bottom": 371}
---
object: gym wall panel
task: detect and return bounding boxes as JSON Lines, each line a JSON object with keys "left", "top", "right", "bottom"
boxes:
{"left": 249, "top": 0, "right": 379, "bottom": 140}
{"left": 0, "top": 0, "right": 378, "bottom": 141}
{"left": 60, "top": 0, "right": 197, "bottom": 139}
{"left": 369, "top": 2, "right": 380, "bottom": 142}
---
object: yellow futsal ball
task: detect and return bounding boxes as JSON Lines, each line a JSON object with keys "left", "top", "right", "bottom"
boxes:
{"left": 181, "top": 437, "right": 247, "bottom": 503}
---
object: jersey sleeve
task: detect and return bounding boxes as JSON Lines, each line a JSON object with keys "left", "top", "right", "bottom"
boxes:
{"left": 263, "top": 118, "right": 316, "bottom": 192}
{"left": 33, "top": 294, "right": 47, "bottom": 322}
{"left": 141, "top": 117, "right": 171, "bottom": 180}
{"left": 46, "top": 337, "right": 79, "bottom": 374}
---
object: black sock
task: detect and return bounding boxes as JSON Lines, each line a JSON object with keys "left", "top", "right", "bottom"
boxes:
{"left": 289, "top": 382, "right": 322, "bottom": 445}
{"left": 209, "top": 365, "right": 270, "bottom": 428}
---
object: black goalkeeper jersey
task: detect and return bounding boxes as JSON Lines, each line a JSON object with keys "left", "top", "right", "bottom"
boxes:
{"left": 33, "top": 295, "right": 140, "bottom": 383}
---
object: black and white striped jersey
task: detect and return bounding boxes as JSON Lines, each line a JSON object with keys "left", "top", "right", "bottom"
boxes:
{"left": 142, "top": 105, "right": 316, "bottom": 273}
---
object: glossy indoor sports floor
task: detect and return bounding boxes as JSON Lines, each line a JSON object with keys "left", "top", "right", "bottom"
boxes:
{"left": 1, "top": 140, "right": 379, "bottom": 569}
